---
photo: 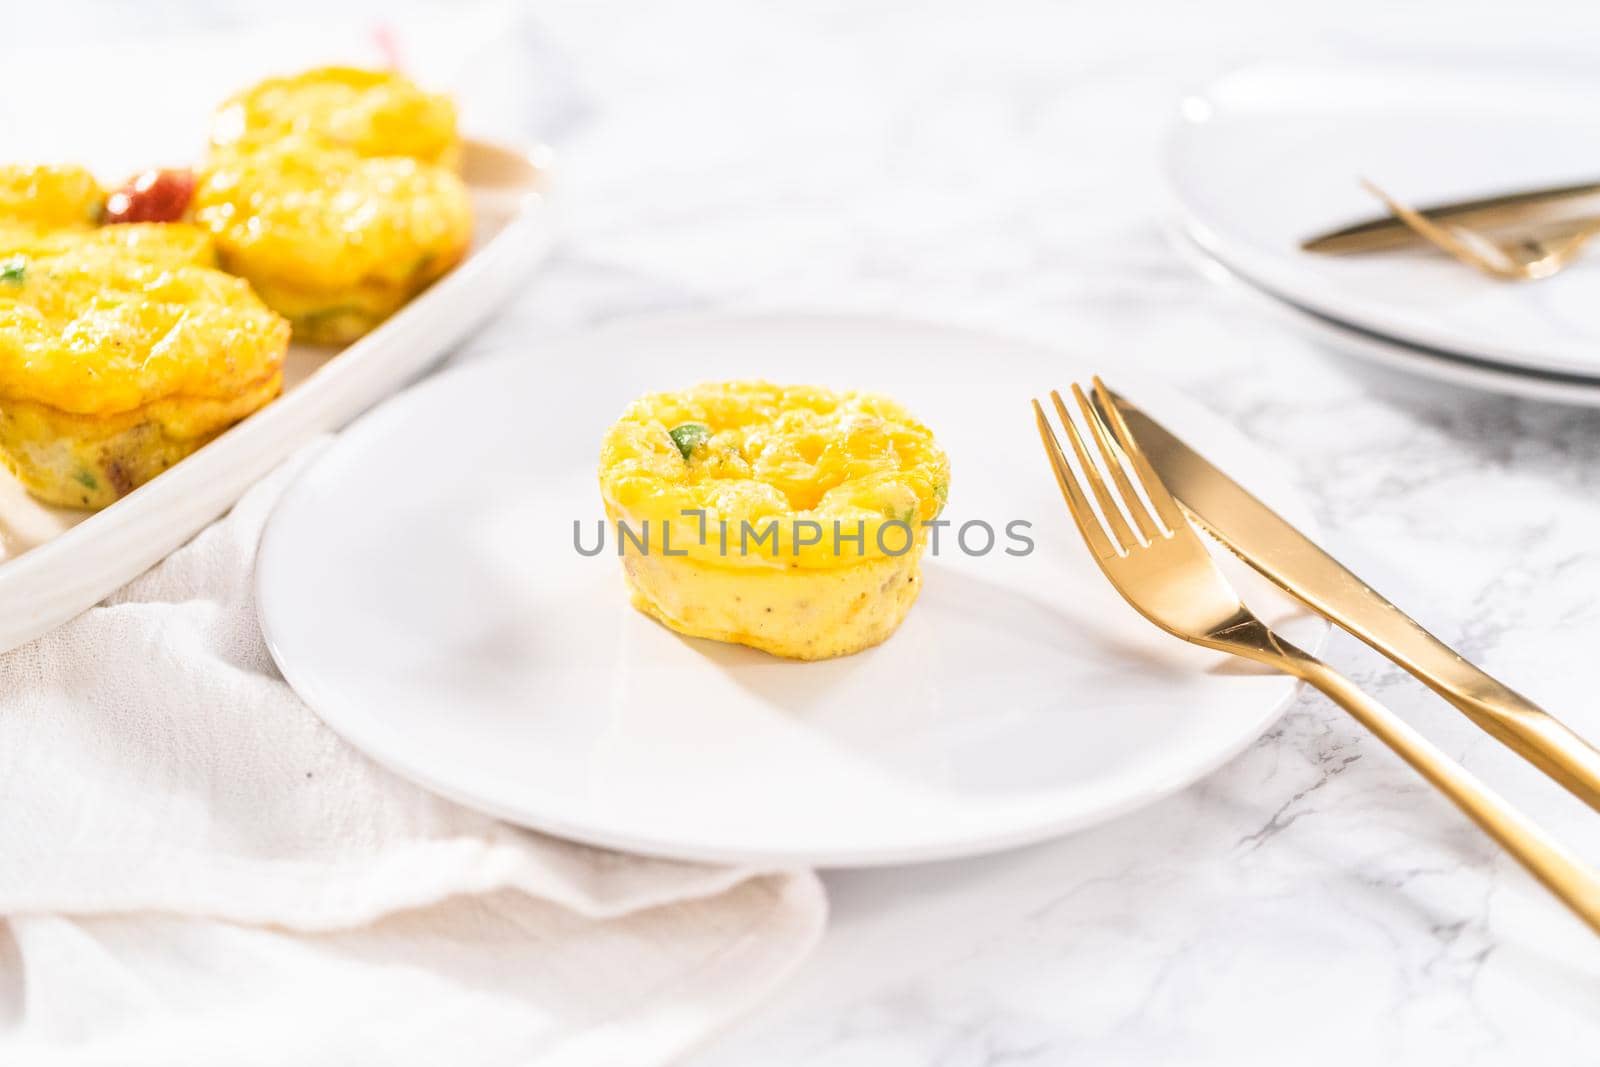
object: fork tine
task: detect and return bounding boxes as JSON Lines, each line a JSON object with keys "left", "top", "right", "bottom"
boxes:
{"left": 1521, "top": 216, "right": 1600, "bottom": 279}
{"left": 1049, "top": 389, "right": 1139, "bottom": 551}
{"left": 1033, "top": 398, "right": 1119, "bottom": 560}
{"left": 1071, "top": 382, "right": 1161, "bottom": 543}
{"left": 1089, "top": 376, "right": 1188, "bottom": 534}
{"left": 1360, "top": 178, "right": 1520, "bottom": 279}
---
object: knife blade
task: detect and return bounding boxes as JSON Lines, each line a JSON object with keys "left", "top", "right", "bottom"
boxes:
{"left": 1103, "top": 386, "right": 1600, "bottom": 813}
{"left": 1301, "top": 180, "right": 1600, "bottom": 255}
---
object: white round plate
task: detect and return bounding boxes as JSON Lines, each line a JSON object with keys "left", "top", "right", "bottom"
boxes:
{"left": 1171, "top": 226, "right": 1600, "bottom": 407}
{"left": 258, "top": 315, "right": 1326, "bottom": 867}
{"left": 1168, "top": 58, "right": 1600, "bottom": 377}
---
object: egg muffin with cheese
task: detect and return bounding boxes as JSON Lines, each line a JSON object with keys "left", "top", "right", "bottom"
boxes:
{"left": 0, "top": 164, "right": 104, "bottom": 229}
{"left": 0, "top": 164, "right": 214, "bottom": 269}
{"left": 210, "top": 66, "right": 461, "bottom": 169}
{"left": 195, "top": 67, "right": 472, "bottom": 343}
{"left": 194, "top": 136, "right": 472, "bottom": 344}
{"left": 599, "top": 381, "right": 950, "bottom": 660}
{"left": 0, "top": 238, "right": 288, "bottom": 508}
{"left": 0, "top": 218, "right": 218, "bottom": 270}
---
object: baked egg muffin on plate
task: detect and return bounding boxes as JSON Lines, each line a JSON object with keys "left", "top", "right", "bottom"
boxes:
{"left": 210, "top": 66, "right": 461, "bottom": 168}
{"left": 0, "top": 218, "right": 218, "bottom": 270}
{"left": 0, "top": 164, "right": 104, "bottom": 229}
{"left": 194, "top": 136, "right": 472, "bottom": 345}
{"left": 194, "top": 66, "right": 472, "bottom": 345}
{"left": 599, "top": 381, "right": 950, "bottom": 660}
{"left": 0, "top": 161, "right": 215, "bottom": 270}
{"left": 0, "top": 237, "right": 289, "bottom": 509}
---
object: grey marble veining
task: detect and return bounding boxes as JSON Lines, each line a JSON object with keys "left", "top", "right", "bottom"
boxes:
{"left": 15, "top": 0, "right": 1600, "bottom": 1061}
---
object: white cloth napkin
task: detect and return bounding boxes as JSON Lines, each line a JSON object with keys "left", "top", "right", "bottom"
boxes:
{"left": 0, "top": 447, "right": 826, "bottom": 1065}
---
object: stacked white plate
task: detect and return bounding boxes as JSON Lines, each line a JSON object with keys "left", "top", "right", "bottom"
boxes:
{"left": 1167, "top": 58, "right": 1600, "bottom": 405}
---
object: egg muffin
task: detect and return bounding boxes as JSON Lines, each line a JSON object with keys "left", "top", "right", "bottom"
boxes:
{"left": 210, "top": 66, "right": 461, "bottom": 169}
{"left": 0, "top": 164, "right": 104, "bottom": 228}
{"left": 0, "top": 164, "right": 212, "bottom": 268}
{"left": 0, "top": 237, "right": 289, "bottom": 508}
{"left": 599, "top": 381, "right": 950, "bottom": 660}
{"left": 0, "top": 219, "right": 217, "bottom": 270}
{"left": 193, "top": 137, "right": 472, "bottom": 344}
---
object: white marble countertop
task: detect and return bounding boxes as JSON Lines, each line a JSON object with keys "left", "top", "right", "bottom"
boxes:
{"left": 21, "top": 0, "right": 1600, "bottom": 1061}
{"left": 525, "top": 3, "right": 1600, "bottom": 1063}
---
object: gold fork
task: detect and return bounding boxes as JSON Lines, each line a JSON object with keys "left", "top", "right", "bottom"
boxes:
{"left": 1362, "top": 178, "right": 1600, "bottom": 280}
{"left": 1034, "top": 379, "right": 1600, "bottom": 935}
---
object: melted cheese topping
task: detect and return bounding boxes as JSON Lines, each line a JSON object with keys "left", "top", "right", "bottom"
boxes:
{"left": 0, "top": 238, "right": 289, "bottom": 415}
{"left": 211, "top": 66, "right": 460, "bottom": 167}
{"left": 194, "top": 138, "right": 472, "bottom": 294}
{"left": 0, "top": 220, "right": 217, "bottom": 270}
{"left": 599, "top": 381, "right": 949, "bottom": 569}
{"left": 0, "top": 164, "right": 103, "bottom": 228}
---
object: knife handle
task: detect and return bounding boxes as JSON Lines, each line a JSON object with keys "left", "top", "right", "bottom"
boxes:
{"left": 1324, "top": 591, "right": 1600, "bottom": 814}
{"left": 1440, "top": 687, "right": 1600, "bottom": 815}
{"left": 1210, "top": 517, "right": 1600, "bottom": 814}
{"left": 1289, "top": 653, "right": 1600, "bottom": 936}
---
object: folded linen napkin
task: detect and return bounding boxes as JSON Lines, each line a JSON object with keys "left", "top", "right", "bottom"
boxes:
{"left": 0, "top": 446, "right": 825, "bottom": 1066}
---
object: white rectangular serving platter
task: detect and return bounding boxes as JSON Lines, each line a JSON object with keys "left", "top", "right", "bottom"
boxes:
{"left": 0, "top": 139, "right": 554, "bottom": 653}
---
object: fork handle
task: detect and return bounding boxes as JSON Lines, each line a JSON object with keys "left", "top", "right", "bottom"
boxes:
{"left": 1282, "top": 648, "right": 1600, "bottom": 936}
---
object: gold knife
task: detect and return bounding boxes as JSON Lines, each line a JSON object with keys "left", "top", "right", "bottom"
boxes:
{"left": 1302, "top": 181, "right": 1600, "bottom": 255}
{"left": 1102, "top": 387, "right": 1600, "bottom": 813}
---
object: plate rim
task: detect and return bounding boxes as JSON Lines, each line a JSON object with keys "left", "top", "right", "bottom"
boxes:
{"left": 1171, "top": 219, "right": 1600, "bottom": 407}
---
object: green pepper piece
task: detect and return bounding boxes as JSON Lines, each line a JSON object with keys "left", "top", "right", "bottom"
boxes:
{"left": 668, "top": 423, "right": 710, "bottom": 461}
